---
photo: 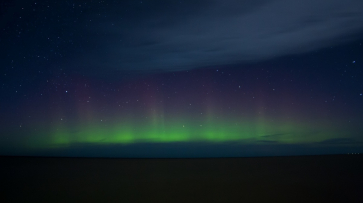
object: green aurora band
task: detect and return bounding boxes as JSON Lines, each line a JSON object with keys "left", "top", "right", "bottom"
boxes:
{"left": 24, "top": 115, "right": 344, "bottom": 149}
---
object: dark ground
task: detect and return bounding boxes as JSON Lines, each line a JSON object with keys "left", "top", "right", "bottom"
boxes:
{"left": 1, "top": 155, "right": 362, "bottom": 203}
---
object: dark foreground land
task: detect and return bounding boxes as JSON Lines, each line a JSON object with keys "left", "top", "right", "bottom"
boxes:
{"left": 1, "top": 155, "right": 362, "bottom": 203}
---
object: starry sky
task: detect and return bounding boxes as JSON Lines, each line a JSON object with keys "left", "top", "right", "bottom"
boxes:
{"left": 1, "top": 0, "right": 363, "bottom": 157}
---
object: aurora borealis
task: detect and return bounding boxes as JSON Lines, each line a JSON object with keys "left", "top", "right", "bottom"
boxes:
{"left": 1, "top": 0, "right": 363, "bottom": 157}
{"left": 2, "top": 64, "right": 363, "bottom": 157}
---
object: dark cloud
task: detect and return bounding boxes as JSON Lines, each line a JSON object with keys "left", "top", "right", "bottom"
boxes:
{"left": 261, "top": 133, "right": 287, "bottom": 139}
{"left": 70, "top": 0, "right": 363, "bottom": 72}
{"left": 318, "top": 138, "right": 363, "bottom": 145}
{"left": 9, "top": 141, "right": 362, "bottom": 158}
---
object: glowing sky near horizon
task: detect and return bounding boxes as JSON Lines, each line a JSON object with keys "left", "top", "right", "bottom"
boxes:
{"left": 2, "top": 66, "right": 362, "bottom": 155}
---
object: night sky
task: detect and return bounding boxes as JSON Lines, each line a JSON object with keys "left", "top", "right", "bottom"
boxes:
{"left": 1, "top": 0, "right": 363, "bottom": 157}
